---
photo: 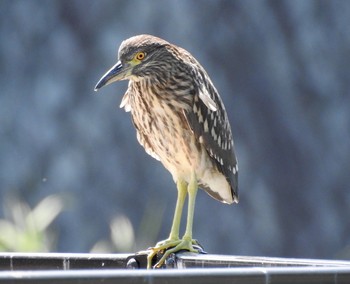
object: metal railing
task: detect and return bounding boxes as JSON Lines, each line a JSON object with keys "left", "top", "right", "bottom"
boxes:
{"left": 0, "top": 252, "right": 349, "bottom": 283}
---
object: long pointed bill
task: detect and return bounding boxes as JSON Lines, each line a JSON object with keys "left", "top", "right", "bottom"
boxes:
{"left": 94, "top": 61, "right": 131, "bottom": 91}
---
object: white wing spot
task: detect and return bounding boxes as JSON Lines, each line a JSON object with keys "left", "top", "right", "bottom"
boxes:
{"left": 199, "top": 87, "right": 217, "bottom": 111}
{"left": 211, "top": 127, "right": 217, "bottom": 140}
{"left": 228, "top": 140, "right": 232, "bottom": 150}
{"left": 198, "top": 108, "right": 203, "bottom": 123}
{"left": 210, "top": 111, "right": 214, "bottom": 120}
{"left": 232, "top": 164, "right": 238, "bottom": 174}
{"left": 204, "top": 119, "right": 209, "bottom": 132}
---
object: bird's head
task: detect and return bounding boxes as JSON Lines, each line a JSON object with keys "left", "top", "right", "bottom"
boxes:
{"left": 94, "top": 34, "right": 172, "bottom": 91}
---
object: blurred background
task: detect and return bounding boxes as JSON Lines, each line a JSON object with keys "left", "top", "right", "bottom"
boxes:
{"left": 1, "top": 0, "right": 349, "bottom": 259}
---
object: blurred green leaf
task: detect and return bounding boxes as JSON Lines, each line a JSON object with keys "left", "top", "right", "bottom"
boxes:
{"left": 0, "top": 195, "right": 63, "bottom": 252}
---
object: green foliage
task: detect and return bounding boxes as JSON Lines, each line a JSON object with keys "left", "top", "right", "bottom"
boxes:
{"left": 0, "top": 195, "right": 63, "bottom": 252}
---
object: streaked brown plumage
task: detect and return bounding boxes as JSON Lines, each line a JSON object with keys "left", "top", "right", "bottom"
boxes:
{"left": 95, "top": 34, "right": 238, "bottom": 268}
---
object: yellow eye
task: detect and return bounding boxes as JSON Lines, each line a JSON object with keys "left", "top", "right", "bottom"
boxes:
{"left": 135, "top": 52, "right": 146, "bottom": 61}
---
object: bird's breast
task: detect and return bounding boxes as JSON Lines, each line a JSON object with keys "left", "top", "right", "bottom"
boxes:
{"left": 130, "top": 90, "right": 210, "bottom": 183}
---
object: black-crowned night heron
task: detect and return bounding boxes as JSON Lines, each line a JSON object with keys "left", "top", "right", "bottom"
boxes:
{"left": 95, "top": 34, "right": 238, "bottom": 268}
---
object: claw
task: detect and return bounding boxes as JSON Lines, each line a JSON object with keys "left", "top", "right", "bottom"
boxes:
{"left": 147, "top": 250, "right": 158, "bottom": 269}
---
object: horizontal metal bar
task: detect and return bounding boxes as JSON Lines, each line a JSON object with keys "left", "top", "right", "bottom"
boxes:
{"left": 174, "top": 252, "right": 350, "bottom": 268}
{"left": 0, "top": 253, "right": 129, "bottom": 270}
{"left": 1, "top": 252, "right": 350, "bottom": 270}
{"left": 0, "top": 266, "right": 350, "bottom": 284}
{"left": 0, "top": 253, "right": 349, "bottom": 283}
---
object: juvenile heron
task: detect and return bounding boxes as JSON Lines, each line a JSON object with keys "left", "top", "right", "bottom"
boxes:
{"left": 95, "top": 34, "right": 238, "bottom": 268}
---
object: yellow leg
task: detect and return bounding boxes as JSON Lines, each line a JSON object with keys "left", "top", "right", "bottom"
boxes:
{"left": 183, "top": 172, "right": 198, "bottom": 242}
{"left": 146, "top": 179, "right": 187, "bottom": 268}
{"left": 166, "top": 179, "right": 187, "bottom": 241}
{"left": 152, "top": 172, "right": 199, "bottom": 268}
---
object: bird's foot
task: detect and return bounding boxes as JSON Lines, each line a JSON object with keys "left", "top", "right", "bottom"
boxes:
{"left": 146, "top": 237, "right": 199, "bottom": 269}
{"left": 136, "top": 238, "right": 179, "bottom": 268}
{"left": 154, "top": 237, "right": 199, "bottom": 268}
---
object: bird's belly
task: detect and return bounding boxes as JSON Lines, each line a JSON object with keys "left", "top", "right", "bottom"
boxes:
{"left": 153, "top": 125, "right": 207, "bottom": 181}
{"left": 157, "top": 130, "right": 206, "bottom": 181}
{"left": 133, "top": 106, "right": 211, "bottom": 183}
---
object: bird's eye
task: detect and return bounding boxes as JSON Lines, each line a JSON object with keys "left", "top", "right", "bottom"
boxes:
{"left": 135, "top": 52, "right": 146, "bottom": 61}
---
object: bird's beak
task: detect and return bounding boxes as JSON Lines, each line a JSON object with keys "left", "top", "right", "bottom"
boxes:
{"left": 94, "top": 61, "right": 131, "bottom": 91}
